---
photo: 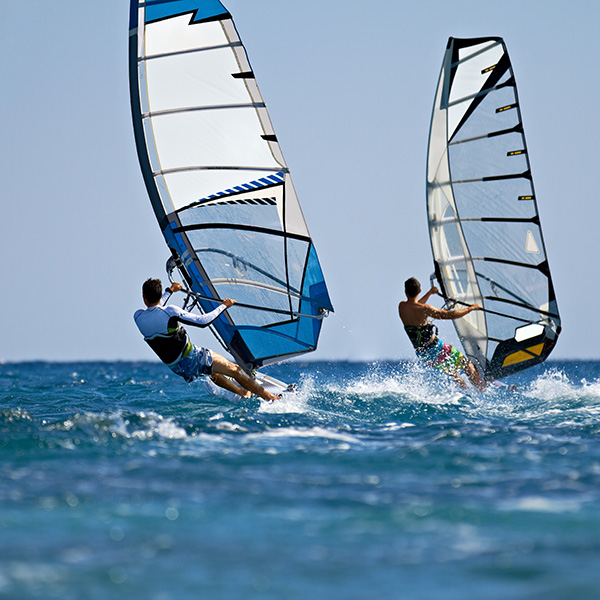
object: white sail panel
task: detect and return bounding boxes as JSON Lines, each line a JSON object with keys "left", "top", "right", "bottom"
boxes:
{"left": 526, "top": 230, "right": 540, "bottom": 254}
{"left": 144, "top": 49, "right": 252, "bottom": 111}
{"left": 148, "top": 110, "right": 278, "bottom": 172}
{"left": 143, "top": 14, "right": 227, "bottom": 56}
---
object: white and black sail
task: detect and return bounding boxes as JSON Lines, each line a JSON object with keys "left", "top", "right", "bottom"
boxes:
{"left": 427, "top": 37, "right": 560, "bottom": 381}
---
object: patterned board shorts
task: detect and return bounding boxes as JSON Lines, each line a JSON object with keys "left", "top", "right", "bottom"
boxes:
{"left": 417, "top": 338, "right": 468, "bottom": 376}
{"left": 168, "top": 346, "right": 213, "bottom": 383}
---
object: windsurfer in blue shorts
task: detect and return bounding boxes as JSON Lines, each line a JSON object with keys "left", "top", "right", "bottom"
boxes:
{"left": 134, "top": 278, "right": 280, "bottom": 401}
{"left": 398, "top": 277, "right": 486, "bottom": 391}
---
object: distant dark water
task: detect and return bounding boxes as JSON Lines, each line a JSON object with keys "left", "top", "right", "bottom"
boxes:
{"left": 1, "top": 360, "right": 599, "bottom": 599}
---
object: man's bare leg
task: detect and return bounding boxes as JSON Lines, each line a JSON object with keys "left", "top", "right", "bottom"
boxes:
{"left": 211, "top": 353, "right": 280, "bottom": 401}
{"left": 210, "top": 373, "right": 251, "bottom": 398}
{"left": 450, "top": 372, "right": 467, "bottom": 389}
{"left": 464, "top": 362, "right": 486, "bottom": 391}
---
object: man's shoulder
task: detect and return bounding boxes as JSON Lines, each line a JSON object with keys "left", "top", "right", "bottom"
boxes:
{"left": 134, "top": 305, "right": 173, "bottom": 320}
{"left": 162, "top": 304, "right": 183, "bottom": 316}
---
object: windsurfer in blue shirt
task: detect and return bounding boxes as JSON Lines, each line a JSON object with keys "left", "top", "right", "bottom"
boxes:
{"left": 398, "top": 277, "right": 486, "bottom": 391}
{"left": 134, "top": 278, "right": 280, "bottom": 401}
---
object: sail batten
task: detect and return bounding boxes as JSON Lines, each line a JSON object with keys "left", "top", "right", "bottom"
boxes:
{"left": 139, "top": 41, "right": 243, "bottom": 61}
{"left": 427, "top": 37, "right": 560, "bottom": 381}
{"left": 155, "top": 166, "right": 286, "bottom": 176}
{"left": 143, "top": 103, "right": 267, "bottom": 118}
{"left": 130, "top": 0, "right": 333, "bottom": 370}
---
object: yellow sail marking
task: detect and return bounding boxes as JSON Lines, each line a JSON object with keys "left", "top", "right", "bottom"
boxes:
{"left": 502, "top": 343, "right": 545, "bottom": 367}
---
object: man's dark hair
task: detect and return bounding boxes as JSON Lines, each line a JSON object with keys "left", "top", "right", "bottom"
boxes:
{"left": 142, "top": 278, "right": 163, "bottom": 304}
{"left": 404, "top": 277, "right": 421, "bottom": 298}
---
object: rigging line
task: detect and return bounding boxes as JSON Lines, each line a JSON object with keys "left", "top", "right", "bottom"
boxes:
{"left": 143, "top": 103, "right": 265, "bottom": 119}
{"left": 210, "top": 277, "right": 302, "bottom": 299}
{"left": 183, "top": 247, "right": 326, "bottom": 310}
{"left": 138, "top": 41, "right": 243, "bottom": 62}
{"left": 182, "top": 289, "right": 325, "bottom": 321}
{"left": 474, "top": 269, "right": 537, "bottom": 309}
{"left": 167, "top": 267, "right": 231, "bottom": 357}
{"left": 193, "top": 247, "right": 300, "bottom": 297}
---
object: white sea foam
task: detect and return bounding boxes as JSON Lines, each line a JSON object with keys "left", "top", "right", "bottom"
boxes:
{"left": 246, "top": 426, "right": 361, "bottom": 445}
{"left": 53, "top": 410, "right": 189, "bottom": 442}
{"left": 524, "top": 368, "right": 577, "bottom": 401}
{"left": 322, "top": 363, "right": 468, "bottom": 406}
{"left": 498, "top": 495, "right": 583, "bottom": 514}
{"left": 258, "top": 389, "right": 310, "bottom": 414}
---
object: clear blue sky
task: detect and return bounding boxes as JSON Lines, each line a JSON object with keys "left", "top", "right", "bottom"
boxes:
{"left": 1, "top": 1, "right": 597, "bottom": 362}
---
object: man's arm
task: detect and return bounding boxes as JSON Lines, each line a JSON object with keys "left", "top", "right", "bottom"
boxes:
{"left": 157, "top": 282, "right": 183, "bottom": 307}
{"left": 423, "top": 303, "right": 481, "bottom": 321}
{"left": 165, "top": 282, "right": 236, "bottom": 328}
{"left": 174, "top": 303, "right": 232, "bottom": 328}
{"left": 418, "top": 286, "right": 439, "bottom": 305}
{"left": 166, "top": 300, "right": 236, "bottom": 329}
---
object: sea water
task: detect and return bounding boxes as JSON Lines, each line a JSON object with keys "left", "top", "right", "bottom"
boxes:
{"left": 0, "top": 360, "right": 599, "bottom": 600}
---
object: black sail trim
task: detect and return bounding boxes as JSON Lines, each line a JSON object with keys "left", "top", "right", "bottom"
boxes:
{"left": 175, "top": 180, "right": 283, "bottom": 212}
{"left": 452, "top": 170, "right": 532, "bottom": 184}
{"left": 449, "top": 50, "right": 512, "bottom": 142}
{"left": 477, "top": 256, "right": 547, "bottom": 270}
{"left": 232, "top": 71, "right": 255, "bottom": 79}
{"left": 479, "top": 216, "right": 540, "bottom": 224}
{"left": 483, "top": 296, "right": 559, "bottom": 319}
{"left": 173, "top": 222, "right": 312, "bottom": 243}
{"left": 450, "top": 123, "right": 523, "bottom": 146}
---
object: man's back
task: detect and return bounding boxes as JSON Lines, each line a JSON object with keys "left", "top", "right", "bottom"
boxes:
{"left": 398, "top": 300, "right": 430, "bottom": 327}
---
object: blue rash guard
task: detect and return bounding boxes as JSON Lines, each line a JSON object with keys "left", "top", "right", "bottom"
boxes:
{"left": 134, "top": 292, "right": 227, "bottom": 382}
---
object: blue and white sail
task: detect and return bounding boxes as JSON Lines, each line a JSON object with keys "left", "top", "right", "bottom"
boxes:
{"left": 129, "top": 0, "right": 333, "bottom": 371}
{"left": 427, "top": 37, "right": 560, "bottom": 381}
